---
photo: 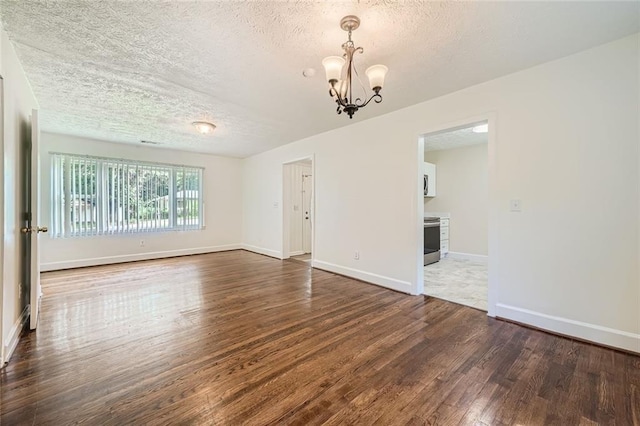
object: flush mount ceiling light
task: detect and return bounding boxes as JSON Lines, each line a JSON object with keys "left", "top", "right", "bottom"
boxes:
{"left": 472, "top": 123, "right": 489, "bottom": 133}
{"left": 322, "top": 15, "right": 388, "bottom": 119}
{"left": 192, "top": 121, "right": 216, "bottom": 135}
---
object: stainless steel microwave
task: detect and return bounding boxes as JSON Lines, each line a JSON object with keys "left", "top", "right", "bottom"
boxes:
{"left": 423, "top": 175, "right": 429, "bottom": 197}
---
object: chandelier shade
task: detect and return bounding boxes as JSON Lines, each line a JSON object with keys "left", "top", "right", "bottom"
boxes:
{"left": 321, "top": 15, "right": 388, "bottom": 119}
{"left": 322, "top": 56, "right": 346, "bottom": 83}
{"left": 365, "top": 64, "right": 389, "bottom": 91}
{"left": 332, "top": 80, "right": 348, "bottom": 100}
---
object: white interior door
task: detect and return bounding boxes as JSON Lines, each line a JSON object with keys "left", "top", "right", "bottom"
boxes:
{"left": 302, "top": 173, "right": 312, "bottom": 254}
{"left": 29, "top": 109, "right": 43, "bottom": 329}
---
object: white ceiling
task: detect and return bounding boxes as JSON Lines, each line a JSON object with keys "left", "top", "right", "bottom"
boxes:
{"left": 424, "top": 124, "right": 488, "bottom": 152}
{"left": 1, "top": 1, "right": 638, "bottom": 158}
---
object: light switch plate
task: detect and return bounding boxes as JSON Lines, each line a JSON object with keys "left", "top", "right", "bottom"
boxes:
{"left": 510, "top": 199, "right": 522, "bottom": 212}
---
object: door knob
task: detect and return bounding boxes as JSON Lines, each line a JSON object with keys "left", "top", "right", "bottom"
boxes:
{"left": 20, "top": 226, "right": 48, "bottom": 234}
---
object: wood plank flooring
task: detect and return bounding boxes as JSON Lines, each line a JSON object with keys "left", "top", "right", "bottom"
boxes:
{"left": 1, "top": 250, "right": 638, "bottom": 425}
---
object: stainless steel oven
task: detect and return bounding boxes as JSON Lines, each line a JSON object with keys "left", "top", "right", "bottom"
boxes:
{"left": 424, "top": 217, "right": 441, "bottom": 266}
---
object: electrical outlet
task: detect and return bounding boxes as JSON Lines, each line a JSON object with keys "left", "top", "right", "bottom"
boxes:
{"left": 140, "top": 240, "right": 145, "bottom": 247}
{"left": 354, "top": 251, "right": 360, "bottom": 260}
{"left": 510, "top": 199, "right": 522, "bottom": 212}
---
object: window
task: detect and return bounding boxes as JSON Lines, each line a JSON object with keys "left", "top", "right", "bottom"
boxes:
{"left": 50, "top": 153, "right": 203, "bottom": 238}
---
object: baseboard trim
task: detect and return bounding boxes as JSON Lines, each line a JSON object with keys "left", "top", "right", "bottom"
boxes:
{"left": 40, "top": 244, "right": 242, "bottom": 271}
{"left": 496, "top": 303, "right": 640, "bottom": 354}
{"left": 288, "top": 250, "right": 305, "bottom": 257}
{"left": 447, "top": 251, "right": 488, "bottom": 264}
{"left": 313, "top": 260, "right": 414, "bottom": 295}
{"left": 3, "top": 305, "right": 29, "bottom": 365}
{"left": 241, "top": 244, "right": 283, "bottom": 260}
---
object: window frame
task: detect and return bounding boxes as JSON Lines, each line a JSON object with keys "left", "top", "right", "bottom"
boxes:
{"left": 50, "top": 152, "right": 205, "bottom": 238}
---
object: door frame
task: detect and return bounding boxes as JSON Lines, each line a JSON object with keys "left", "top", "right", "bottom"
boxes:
{"left": 0, "top": 75, "right": 4, "bottom": 365}
{"left": 282, "top": 155, "right": 315, "bottom": 262}
{"left": 301, "top": 171, "right": 313, "bottom": 254}
{"left": 28, "top": 108, "right": 42, "bottom": 330}
{"left": 416, "top": 112, "right": 497, "bottom": 317}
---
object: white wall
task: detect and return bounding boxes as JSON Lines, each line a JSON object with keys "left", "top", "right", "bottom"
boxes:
{"left": 1, "top": 24, "right": 39, "bottom": 364}
{"left": 425, "top": 144, "right": 488, "bottom": 256}
{"left": 40, "top": 133, "right": 243, "bottom": 270}
{"left": 242, "top": 34, "right": 640, "bottom": 352}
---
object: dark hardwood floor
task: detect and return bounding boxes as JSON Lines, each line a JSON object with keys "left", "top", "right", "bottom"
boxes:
{"left": 1, "top": 250, "right": 638, "bottom": 425}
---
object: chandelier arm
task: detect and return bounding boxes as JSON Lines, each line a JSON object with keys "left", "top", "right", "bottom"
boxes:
{"left": 358, "top": 92, "right": 383, "bottom": 108}
{"left": 329, "top": 85, "right": 348, "bottom": 108}
{"left": 351, "top": 47, "right": 368, "bottom": 102}
{"left": 345, "top": 46, "right": 363, "bottom": 106}
{"left": 347, "top": 55, "right": 353, "bottom": 108}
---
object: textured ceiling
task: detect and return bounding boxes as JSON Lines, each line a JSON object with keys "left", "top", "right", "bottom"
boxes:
{"left": 425, "top": 124, "right": 488, "bottom": 152}
{"left": 1, "top": 1, "right": 638, "bottom": 158}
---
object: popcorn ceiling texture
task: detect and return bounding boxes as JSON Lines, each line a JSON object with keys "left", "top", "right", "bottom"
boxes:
{"left": 1, "top": 1, "right": 638, "bottom": 157}
{"left": 425, "top": 126, "right": 487, "bottom": 153}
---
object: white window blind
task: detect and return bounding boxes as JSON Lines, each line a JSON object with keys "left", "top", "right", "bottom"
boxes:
{"left": 51, "top": 153, "right": 204, "bottom": 238}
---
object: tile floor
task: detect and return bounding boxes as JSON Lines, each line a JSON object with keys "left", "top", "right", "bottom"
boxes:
{"left": 424, "top": 257, "right": 488, "bottom": 311}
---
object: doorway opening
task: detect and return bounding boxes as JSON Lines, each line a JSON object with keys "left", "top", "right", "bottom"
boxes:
{"left": 420, "top": 120, "right": 490, "bottom": 311}
{"left": 282, "top": 157, "right": 314, "bottom": 264}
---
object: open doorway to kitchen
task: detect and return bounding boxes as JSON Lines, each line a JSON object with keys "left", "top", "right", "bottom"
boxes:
{"left": 282, "top": 157, "right": 314, "bottom": 264}
{"left": 420, "top": 121, "right": 489, "bottom": 311}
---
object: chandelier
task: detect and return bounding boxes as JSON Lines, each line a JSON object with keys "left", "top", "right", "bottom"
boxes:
{"left": 322, "top": 15, "right": 388, "bottom": 119}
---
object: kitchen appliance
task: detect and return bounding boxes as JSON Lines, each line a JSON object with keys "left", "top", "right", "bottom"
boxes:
{"left": 423, "top": 175, "right": 429, "bottom": 197}
{"left": 424, "top": 217, "right": 441, "bottom": 266}
{"left": 423, "top": 162, "right": 436, "bottom": 197}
